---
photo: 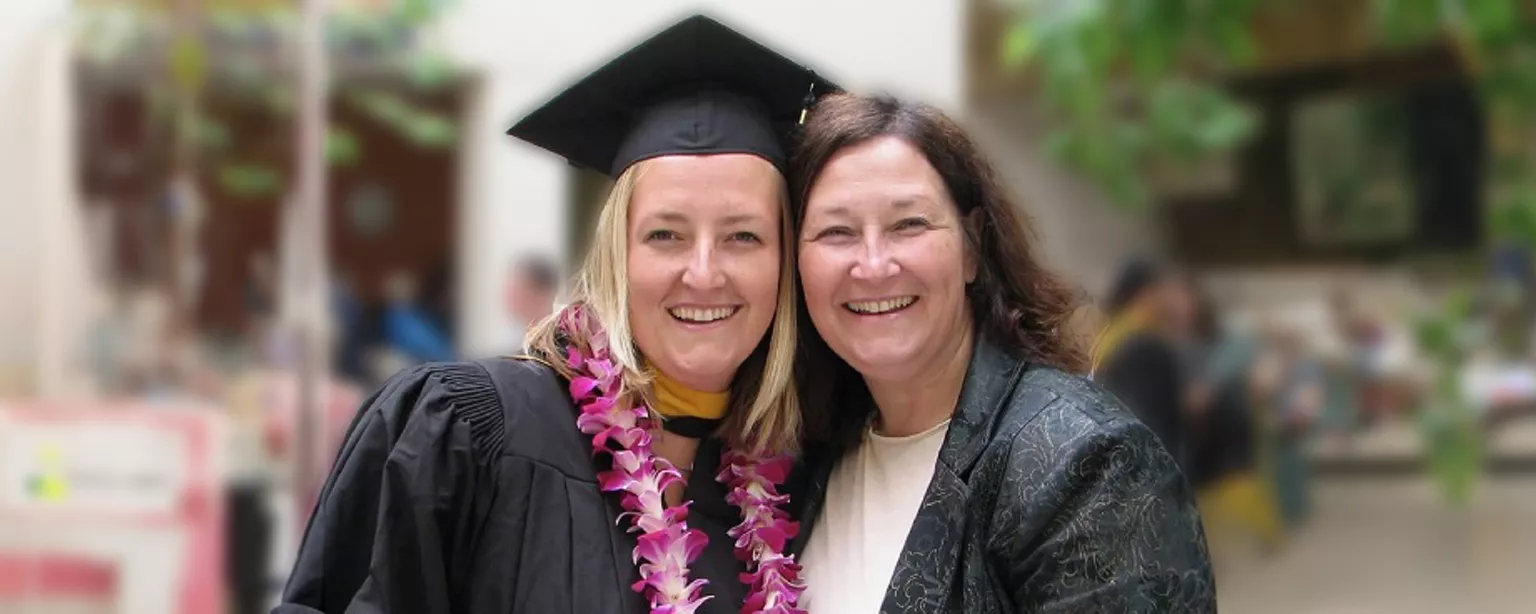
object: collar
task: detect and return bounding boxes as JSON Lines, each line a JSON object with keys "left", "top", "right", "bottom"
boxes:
{"left": 938, "top": 334, "right": 1028, "bottom": 478}
{"left": 651, "top": 370, "right": 730, "bottom": 421}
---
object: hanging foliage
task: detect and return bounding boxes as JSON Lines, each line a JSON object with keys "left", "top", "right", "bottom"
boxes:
{"left": 999, "top": 0, "right": 1536, "bottom": 210}
{"left": 72, "top": 0, "right": 464, "bottom": 198}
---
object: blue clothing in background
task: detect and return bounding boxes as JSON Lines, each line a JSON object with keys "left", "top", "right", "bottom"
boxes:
{"left": 384, "top": 303, "right": 455, "bottom": 364}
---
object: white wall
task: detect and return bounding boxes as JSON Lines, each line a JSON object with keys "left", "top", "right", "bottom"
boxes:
{"left": 440, "top": 0, "right": 965, "bottom": 356}
{"left": 0, "top": 1, "right": 71, "bottom": 394}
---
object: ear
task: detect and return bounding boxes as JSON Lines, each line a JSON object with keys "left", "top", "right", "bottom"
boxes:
{"left": 962, "top": 209, "right": 982, "bottom": 284}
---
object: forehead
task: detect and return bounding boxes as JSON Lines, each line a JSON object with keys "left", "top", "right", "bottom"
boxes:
{"left": 805, "top": 136, "right": 951, "bottom": 214}
{"left": 631, "top": 154, "right": 783, "bottom": 217}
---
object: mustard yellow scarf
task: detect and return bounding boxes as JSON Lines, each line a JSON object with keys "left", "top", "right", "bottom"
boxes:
{"left": 651, "top": 371, "right": 729, "bottom": 420}
{"left": 1089, "top": 306, "right": 1154, "bottom": 377}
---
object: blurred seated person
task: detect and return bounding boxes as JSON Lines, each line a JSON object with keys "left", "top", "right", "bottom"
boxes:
{"left": 1092, "top": 258, "right": 1190, "bottom": 466}
{"left": 382, "top": 271, "right": 455, "bottom": 365}
{"left": 1328, "top": 288, "right": 1418, "bottom": 425}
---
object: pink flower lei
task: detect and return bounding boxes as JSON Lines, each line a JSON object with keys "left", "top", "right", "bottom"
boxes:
{"left": 559, "top": 305, "right": 805, "bottom": 614}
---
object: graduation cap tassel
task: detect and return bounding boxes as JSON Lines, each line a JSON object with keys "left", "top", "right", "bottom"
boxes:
{"left": 799, "top": 81, "right": 817, "bottom": 125}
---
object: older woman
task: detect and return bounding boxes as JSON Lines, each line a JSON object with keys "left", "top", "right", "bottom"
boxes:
{"left": 789, "top": 93, "right": 1214, "bottom": 613}
{"left": 277, "top": 15, "right": 834, "bottom": 613}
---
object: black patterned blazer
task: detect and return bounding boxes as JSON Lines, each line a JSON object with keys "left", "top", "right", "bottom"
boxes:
{"left": 788, "top": 337, "right": 1217, "bottom": 613}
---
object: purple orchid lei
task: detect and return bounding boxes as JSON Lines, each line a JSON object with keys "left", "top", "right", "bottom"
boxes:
{"left": 559, "top": 305, "right": 806, "bottom": 614}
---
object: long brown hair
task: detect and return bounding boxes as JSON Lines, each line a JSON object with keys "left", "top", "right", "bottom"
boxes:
{"left": 790, "top": 93, "right": 1087, "bottom": 452}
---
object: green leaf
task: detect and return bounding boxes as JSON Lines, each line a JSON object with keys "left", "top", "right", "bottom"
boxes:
{"left": 1194, "top": 102, "right": 1259, "bottom": 150}
{"left": 219, "top": 164, "right": 282, "bottom": 198}
{"left": 326, "top": 128, "right": 361, "bottom": 166}
{"left": 1075, "top": 14, "right": 1120, "bottom": 73}
{"left": 1042, "top": 130, "right": 1078, "bottom": 164}
{"left": 169, "top": 34, "right": 208, "bottom": 93}
{"left": 195, "top": 118, "right": 231, "bottom": 151}
{"left": 1465, "top": 0, "right": 1521, "bottom": 39}
{"left": 1215, "top": 18, "right": 1256, "bottom": 65}
{"left": 351, "top": 90, "right": 412, "bottom": 125}
{"left": 1002, "top": 23, "right": 1040, "bottom": 69}
{"left": 405, "top": 53, "right": 457, "bottom": 89}
{"left": 396, "top": 0, "right": 448, "bottom": 24}
{"left": 1126, "top": 18, "right": 1178, "bottom": 81}
{"left": 404, "top": 112, "right": 457, "bottom": 147}
{"left": 1374, "top": 0, "right": 1444, "bottom": 45}
{"left": 265, "top": 87, "right": 295, "bottom": 115}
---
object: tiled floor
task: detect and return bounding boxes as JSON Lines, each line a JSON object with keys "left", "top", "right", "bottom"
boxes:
{"left": 1215, "top": 476, "right": 1536, "bottom": 614}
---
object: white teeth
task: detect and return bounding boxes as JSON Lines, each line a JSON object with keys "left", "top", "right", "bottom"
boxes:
{"left": 845, "top": 296, "right": 917, "bottom": 315}
{"left": 668, "top": 306, "right": 737, "bottom": 323}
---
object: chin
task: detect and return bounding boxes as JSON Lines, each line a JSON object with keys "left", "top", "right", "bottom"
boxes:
{"left": 659, "top": 350, "right": 742, "bottom": 389}
{"left": 841, "top": 342, "right": 921, "bottom": 380}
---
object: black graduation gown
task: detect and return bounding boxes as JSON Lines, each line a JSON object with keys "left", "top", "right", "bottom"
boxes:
{"left": 792, "top": 338, "right": 1215, "bottom": 613}
{"left": 1095, "top": 331, "right": 1188, "bottom": 465}
{"left": 274, "top": 358, "right": 768, "bottom": 614}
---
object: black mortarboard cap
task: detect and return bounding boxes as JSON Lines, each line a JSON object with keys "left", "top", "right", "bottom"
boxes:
{"left": 506, "top": 14, "right": 839, "bottom": 177}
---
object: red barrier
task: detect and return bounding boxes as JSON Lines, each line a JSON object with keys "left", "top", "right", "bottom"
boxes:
{"left": 0, "top": 404, "right": 224, "bottom": 614}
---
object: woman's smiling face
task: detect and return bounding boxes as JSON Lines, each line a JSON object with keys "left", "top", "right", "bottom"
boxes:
{"left": 797, "top": 136, "right": 977, "bottom": 384}
{"left": 626, "top": 154, "right": 785, "bottom": 392}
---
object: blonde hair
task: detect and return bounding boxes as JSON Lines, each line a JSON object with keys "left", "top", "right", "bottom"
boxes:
{"left": 526, "top": 160, "right": 802, "bottom": 455}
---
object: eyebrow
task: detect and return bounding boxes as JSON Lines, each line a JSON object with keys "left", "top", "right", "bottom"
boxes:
{"left": 816, "top": 196, "right": 929, "bottom": 219}
{"left": 647, "top": 211, "right": 767, "bottom": 225}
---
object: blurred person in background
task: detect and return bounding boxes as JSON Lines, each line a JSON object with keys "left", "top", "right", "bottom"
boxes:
{"left": 246, "top": 252, "right": 279, "bottom": 322}
{"left": 1253, "top": 322, "right": 1323, "bottom": 530}
{"left": 791, "top": 93, "right": 1213, "bottom": 613}
{"left": 380, "top": 270, "right": 455, "bottom": 365}
{"left": 329, "top": 274, "right": 372, "bottom": 386}
{"left": 225, "top": 361, "right": 278, "bottom": 614}
{"left": 504, "top": 253, "right": 561, "bottom": 349}
{"left": 277, "top": 15, "right": 831, "bottom": 613}
{"left": 1092, "top": 257, "right": 1192, "bottom": 466}
{"left": 85, "top": 278, "right": 136, "bottom": 394}
{"left": 1173, "top": 275, "right": 1283, "bottom": 555}
{"left": 1328, "top": 288, "right": 1418, "bottom": 427}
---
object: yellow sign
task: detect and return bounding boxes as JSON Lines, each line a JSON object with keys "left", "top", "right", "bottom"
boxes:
{"left": 27, "top": 442, "right": 69, "bottom": 503}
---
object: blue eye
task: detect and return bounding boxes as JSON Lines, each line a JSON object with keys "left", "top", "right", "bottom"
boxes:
{"left": 645, "top": 229, "right": 679, "bottom": 242}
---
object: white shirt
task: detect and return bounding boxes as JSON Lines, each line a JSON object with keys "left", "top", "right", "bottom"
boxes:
{"left": 800, "top": 420, "right": 950, "bottom": 613}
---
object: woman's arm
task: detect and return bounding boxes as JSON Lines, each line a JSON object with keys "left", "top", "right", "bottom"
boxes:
{"left": 274, "top": 364, "right": 499, "bottom": 614}
{"left": 992, "top": 417, "right": 1215, "bottom": 613}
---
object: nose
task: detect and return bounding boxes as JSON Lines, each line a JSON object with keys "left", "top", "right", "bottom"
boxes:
{"left": 681, "top": 240, "right": 727, "bottom": 290}
{"left": 850, "top": 234, "right": 899, "bottom": 281}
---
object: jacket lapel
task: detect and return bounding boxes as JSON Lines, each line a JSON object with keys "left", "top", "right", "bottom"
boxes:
{"left": 880, "top": 338, "right": 1025, "bottom": 613}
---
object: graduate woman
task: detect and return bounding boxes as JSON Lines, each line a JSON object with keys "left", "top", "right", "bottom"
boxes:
{"left": 788, "top": 93, "right": 1215, "bottom": 613}
{"left": 275, "top": 15, "right": 836, "bottom": 614}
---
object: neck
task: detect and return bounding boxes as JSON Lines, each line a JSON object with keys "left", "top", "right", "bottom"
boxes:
{"left": 865, "top": 326, "right": 974, "bottom": 438}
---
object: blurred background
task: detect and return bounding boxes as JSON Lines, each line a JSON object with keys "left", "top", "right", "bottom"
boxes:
{"left": 1, "top": 0, "right": 1535, "bottom": 612}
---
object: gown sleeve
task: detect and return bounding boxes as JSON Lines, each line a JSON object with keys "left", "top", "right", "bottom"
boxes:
{"left": 273, "top": 362, "right": 505, "bottom": 614}
{"left": 994, "top": 417, "right": 1215, "bottom": 613}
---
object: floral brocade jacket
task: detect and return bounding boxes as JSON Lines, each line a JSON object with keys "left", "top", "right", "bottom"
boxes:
{"left": 789, "top": 338, "right": 1218, "bottom": 613}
